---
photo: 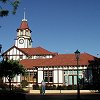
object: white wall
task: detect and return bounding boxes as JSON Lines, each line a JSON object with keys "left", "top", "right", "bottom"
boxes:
{"left": 53, "top": 70, "right": 58, "bottom": 83}
{"left": 38, "top": 70, "right": 43, "bottom": 83}
{"left": 58, "top": 70, "right": 63, "bottom": 83}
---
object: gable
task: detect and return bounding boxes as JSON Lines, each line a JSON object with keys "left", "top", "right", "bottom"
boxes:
{"left": 2, "top": 45, "right": 27, "bottom": 60}
{"left": 3, "top": 46, "right": 57, "bottom": 60}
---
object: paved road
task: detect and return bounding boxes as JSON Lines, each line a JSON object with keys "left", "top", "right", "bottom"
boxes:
{"left": 25, "top": 93, "right": 100, "bottom": 100}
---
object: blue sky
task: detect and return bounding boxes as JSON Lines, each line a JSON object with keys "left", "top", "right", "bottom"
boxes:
{"left": 0, "top": 0, "right": 100, "bottom": 57}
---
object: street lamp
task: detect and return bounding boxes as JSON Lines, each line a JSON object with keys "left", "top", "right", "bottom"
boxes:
{"left": 0, "top": 44, "right": 8, "bottom": 61}
{"left": 0, "top": 44, "right": 2, "bottom": 58}
{"left": 0, "top": 44, "right": 2, "bottom": 84}
{"left": 0, "top": 44, "right": 2, "bottom": 53}
{"left": 0, "top": 44, "right": 4, "bottom": 60}
{"left": 74, "top": 49, "right": 80, "bottom": 100}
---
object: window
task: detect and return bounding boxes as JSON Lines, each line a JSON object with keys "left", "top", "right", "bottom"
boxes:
{"left": 19, "top": 55, "right": 23, "bottom": 59}
{"left": 73, "top": 70, "right": 77, "bottom": 74}
{"left": 49, "top": 71, "right": 53, "bottom": 82}
{"left": 20, "top": 31, "right": 23, "bottom": 35}
{"left": 22, "top": 72, "right": 29, "bottom": 82}
{"left": 79, "top": 70, "right": 82, "bottom": 74}
{"left": 44, "top": 70, "right": 53, "bottom": 82}
{"left": 30, "top": 72, "right": 33, "bottom": 82}
{"left": 22, "top": 71, "right": 34, "bottom": 82}
{"left": 26, "top": 30, "right": 28, "bottom": 35}
{"left": 69, "top": 70, "right": 73, "bottom": 74}
{"left": 44, "top": 71, "right": 48, "bottom": 82}
{"left": 28, "top": 56, "right": 32, "bottom": 59}
{"left": 29, "top": 40, "right": 31, "bottom": 45}
{"left": 64, "top": 71, "right": 68, "bottom": 74}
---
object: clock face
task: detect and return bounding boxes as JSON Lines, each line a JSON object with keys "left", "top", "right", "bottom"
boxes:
{"left": 19, "top": 39, "right": 24, "bottom": 44}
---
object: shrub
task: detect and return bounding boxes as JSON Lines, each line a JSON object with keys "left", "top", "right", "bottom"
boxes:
{"left": 0, "top": 83, "right": 9, "bottom": 90}
{"left": 12, "top": 87, "right": 28, "bottom": 93}
{"left": 33, "top": 84, "right": 39, "bottom": 90}
{"left": 21, "top": 80, "right": 28, "bottom": 88}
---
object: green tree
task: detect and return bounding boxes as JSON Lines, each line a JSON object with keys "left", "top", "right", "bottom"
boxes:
{"left": 0, "top": 0, "right": 20, "bottom": 17}
{"left": 88, "top": 58, "right": 100, "bottom": 91}
{"left": 0, "top": 59, "right": 26, "bottom": 91}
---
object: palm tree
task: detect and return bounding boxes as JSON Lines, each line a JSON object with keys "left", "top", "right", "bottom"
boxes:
{"left": 0, "top": 59, "right": 26, "bottom": 91}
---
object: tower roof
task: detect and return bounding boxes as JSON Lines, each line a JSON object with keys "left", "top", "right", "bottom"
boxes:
{"left": 18, "top": 20, "right": 29, "bottom": 30}
{"left": 17, "top": 12, "right": 31, "bottom": 31}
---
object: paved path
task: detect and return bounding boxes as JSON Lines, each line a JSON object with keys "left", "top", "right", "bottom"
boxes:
{"left": 0, "top": 92, "right": 100, "bottom": 100}
{"left": 25, "top": 93, "right": 100, "bottom": 100}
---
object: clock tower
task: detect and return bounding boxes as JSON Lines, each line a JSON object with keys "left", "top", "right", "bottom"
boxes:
{"left": 15, "top": 13, "right": 32, "bottom": 48}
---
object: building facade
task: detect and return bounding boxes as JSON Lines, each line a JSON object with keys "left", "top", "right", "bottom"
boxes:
{"left": 3, "top": 16, "right": 96, "bottom": 88}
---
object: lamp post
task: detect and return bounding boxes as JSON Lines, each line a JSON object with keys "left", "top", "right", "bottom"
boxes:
{"left": 0, "top": 44, "right": 2, "bottom": 83}
{"left": 0, "top": 44, "right": 4, "bottom": 60}
{"left": 0, "top": 44, "right": 2, "bottom": 55}
{"left": 74, "top": 49, "right": 80, "bottom": 100}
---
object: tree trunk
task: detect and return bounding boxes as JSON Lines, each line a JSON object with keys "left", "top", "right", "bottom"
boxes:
{"left": 8, "top": 78, "right": 11, "bottom": 92}
{"left": 0, "top": 77, "right": 3, "bottom": 84}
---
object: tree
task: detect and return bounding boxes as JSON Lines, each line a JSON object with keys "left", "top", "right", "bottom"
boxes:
{"left": 0, "top": 0, "right": 20, "bottom": 17}
{"left": 88, "top": 58, "right": 100, "bottom": 91}
{"left": 0, "top": 59, "right": 26, "bottom": 91}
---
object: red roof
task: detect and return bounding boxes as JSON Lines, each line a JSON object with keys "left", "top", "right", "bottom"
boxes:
{"left": 18, "top": 20, "right": 29, "bottom": 30}
{"left": 2, "top": 46, "right": 56, "bottom": 57}
{"left": 20, "top": 46, "right": 56, "bottom": 56}
{"left": 20, "top": 53, "right": 96, "bottom": 69}
{"left": 20, "top": 59, "right": 51, "bottom": 68}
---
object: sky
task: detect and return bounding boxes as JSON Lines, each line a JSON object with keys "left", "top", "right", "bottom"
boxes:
{"left": 0, "top": 0, "right": 100, "bottom": 57}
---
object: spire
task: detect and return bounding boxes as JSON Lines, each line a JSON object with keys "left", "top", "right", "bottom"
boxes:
{"left": 22, "top": 10, "right": 27, "bottom": 21}
{"left": 17, "top": 11, "right": 30, "bottom": 30}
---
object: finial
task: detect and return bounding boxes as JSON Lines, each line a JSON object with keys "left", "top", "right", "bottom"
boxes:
{"left": 22, "top": 8, "right": 27, "bottom": 21}
{"left": 24, "top": 11, "right": 25, "bottom": 20}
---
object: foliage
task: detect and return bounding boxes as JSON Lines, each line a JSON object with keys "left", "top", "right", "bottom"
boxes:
{"left": 0, "top": 87, "right": 28, "bottom": 93}
{"left": 0, "top": 59, "right": 26, "bottom": 78}
{"left": 33, "top": 85, "right": 76, "bottom": 90}
{"left": 12, "top": 87, "right": 29, "bottom": 93}
{"left": 0, "top": 0, "right": 20, "bottom": 17}
{"left": 0, "top": 82, "right": 9, "bottom": 90}
{"left": 21, "top": 80, "right": 28, "bottom": 88}
{"left": 0, "top": 59, "right": 26, "bottom": 91}
{"left": 33, "top": 84, "right": 39, "bottom": 90}
{"left": 88, "top": 58, "right": 100, "bottom": 91}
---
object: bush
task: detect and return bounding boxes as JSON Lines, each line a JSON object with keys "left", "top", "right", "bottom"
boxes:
{"left": 21, "top": 80, "right": 28, "bottom": 88}
{"left": 66, "top": 85, "right": 73, "bottom": 90}
{"left": 57, "top": 85, "right": 62, "bottom": 90}
{"left": 33, "top": 84, "right": 39, "bottom": 90}
{"left": 12, "top": 87, "right": 28, "bottom": 93}
{"left": 0, "top": 83, "right": 9, "bottom": 90}
{"left": 52, "top": 85, "right": 57, "bottom": 90}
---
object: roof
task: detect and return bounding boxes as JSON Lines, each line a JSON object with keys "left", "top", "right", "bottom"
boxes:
{"left": 3, "top": 46, "right": 56, "bottom": 56}
{"left": 20, "top": 59, "right": 51, "bottom": 68}
{"left": 20, "top": 46, "right": 56, "bottom": 56}
{"left": 20, "top": 53, "right": 96, "bottom": 68}
{"left": 17, "top": 20, "right": 30, "bottom": 30}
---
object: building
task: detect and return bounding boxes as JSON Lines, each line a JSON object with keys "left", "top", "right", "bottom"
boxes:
{"left": 3, "top": 15, "right": 97, "bottom": 88}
